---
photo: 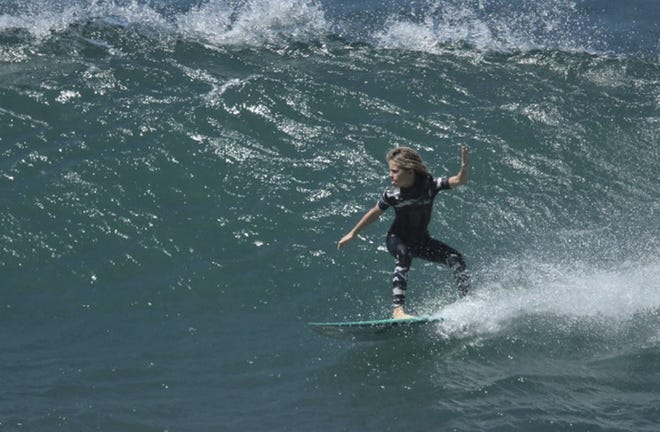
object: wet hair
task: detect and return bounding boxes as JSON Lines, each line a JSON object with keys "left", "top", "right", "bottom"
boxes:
{"left": 386, "top": 147, "right": 430, "bottom": 177}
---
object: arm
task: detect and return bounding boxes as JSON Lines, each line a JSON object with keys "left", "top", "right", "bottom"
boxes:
{"left": 337, "top": 205, "right": 384, "bottom": 249}
{"left": 448, "top": 145, "right": 469, "bottom": 188}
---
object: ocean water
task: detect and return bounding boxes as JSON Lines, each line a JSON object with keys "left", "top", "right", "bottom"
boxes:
{"left": 1, "top": 0, "right": 659, "bottom": 430}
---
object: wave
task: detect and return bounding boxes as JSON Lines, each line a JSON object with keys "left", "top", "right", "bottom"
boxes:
{"left": 1, "top": 0, "right": 654, "bottom": 57}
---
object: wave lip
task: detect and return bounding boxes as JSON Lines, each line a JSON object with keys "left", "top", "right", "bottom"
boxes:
{"left": 0, "top": 1, "right": 173, "bottom": 37}
{"left": 0, "top": 3, "right": 81, "bottom": 40}
{"left": 1, "top": 0, "right": 331, "bottom": 53}
{"left": 2, "top": 0, "right": 651, "bottom": 56}
{"left": 177, "top": 0, "right": 329, "bottom": 47}
{"left": 373, "top": 0, "right": 602, "bottom": 55}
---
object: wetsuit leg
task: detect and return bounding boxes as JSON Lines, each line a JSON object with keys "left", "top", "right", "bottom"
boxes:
{"left": 386, "top": 234, "right": 412, "bottom": 308}
{"left": 416, "top": 238, "right": 470, "bottom": 297}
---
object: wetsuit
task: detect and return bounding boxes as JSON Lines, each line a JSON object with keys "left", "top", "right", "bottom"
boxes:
{"left": 377, "top": 173, "right": 470, "bottom": 307}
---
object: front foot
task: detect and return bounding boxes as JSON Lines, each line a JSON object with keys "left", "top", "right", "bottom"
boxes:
{"left": 392, "top": 306, "right": 416, "bottom": 319}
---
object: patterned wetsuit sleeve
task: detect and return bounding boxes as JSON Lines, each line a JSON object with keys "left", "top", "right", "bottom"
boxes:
{"left": 377, "top": 190, "right": 391, "bottom": 211}
{"left": 434, "top": 176, "right": 451, "bottom": 191}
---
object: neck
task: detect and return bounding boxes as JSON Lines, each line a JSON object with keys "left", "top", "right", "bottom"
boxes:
{"left": 400, "top": 174, "right": 417, "bottom": 189}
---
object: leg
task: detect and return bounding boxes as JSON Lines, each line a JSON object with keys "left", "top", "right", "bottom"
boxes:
{"left": 448, "top": 253, "right": 470, "bottom": 297}
{"left": 386, "top": 234, "right": 414, "bottom": 317}
{"left": 417, "top": 238, "right": 470, "bottom": 297}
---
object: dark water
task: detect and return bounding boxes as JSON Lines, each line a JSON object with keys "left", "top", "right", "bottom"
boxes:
{"left": 1, "top": 0, "right": 659, "bottom": 430}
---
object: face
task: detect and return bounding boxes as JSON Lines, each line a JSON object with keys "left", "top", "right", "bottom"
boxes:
{"left": 388, "top": 161, "right": 415, "bottom": 188}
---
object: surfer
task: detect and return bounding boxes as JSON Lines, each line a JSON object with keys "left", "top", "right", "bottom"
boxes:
{"left": 338, "top": 145, "right": 470, "bottom": 319}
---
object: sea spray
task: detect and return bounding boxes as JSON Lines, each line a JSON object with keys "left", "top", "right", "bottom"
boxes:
{"left": 428, "top": 256, "right": 660, "bottom": 344}
{"left": 374, "top": 0, "right": 599, "bottom": 54}
{"left": 177, "top": 0, "right": 329, "bottom": 46}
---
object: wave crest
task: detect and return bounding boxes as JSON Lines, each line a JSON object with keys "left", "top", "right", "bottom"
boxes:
{"left": 177, "top": 0, "right": 328, "bottom": 46}
{"left": 375, "top": 0, "right": 596, "bottom": 54}
{"left": 1, "top": 0, "right": 654, "bottom": 57}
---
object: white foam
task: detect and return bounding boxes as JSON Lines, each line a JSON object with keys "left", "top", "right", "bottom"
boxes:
{"left": 0, "top": 3, "right": 80, "bottom": 39}
{"left": 176, "top": 0, "right": 329, "bottom": 47}
{"left": 1, "top": 0, "right": 597, "bottom": 54}
{"left": 373, "top": 0, "right": 591, "bottom": 55}
{"left": 0, "top": 0, "right": 171, "bottom": 40}
{"left": 374, "top": 6, "right": 508, "bottom": 54}
{"left": 1, "top": 0, "right": 329, "bottom": 46}
{"left": 431, "top": 257, "right": 660, "bottom": 339}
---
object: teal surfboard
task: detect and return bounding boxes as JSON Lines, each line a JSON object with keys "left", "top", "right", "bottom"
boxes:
{"left": 308, "top": 316, "right": 440, "bottom": 341}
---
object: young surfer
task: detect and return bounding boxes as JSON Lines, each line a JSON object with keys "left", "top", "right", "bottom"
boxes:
{"left": 338, "top": 145, "right": 470, "bottom": 319}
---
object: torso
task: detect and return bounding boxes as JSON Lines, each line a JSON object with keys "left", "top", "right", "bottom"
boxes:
{"left": 378, "top": 174, "right": 450, "bottom": 244}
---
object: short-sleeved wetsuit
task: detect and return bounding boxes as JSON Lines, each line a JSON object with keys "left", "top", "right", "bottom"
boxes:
{"left": 377, "top": 173, "right": 469, "bottom": 307}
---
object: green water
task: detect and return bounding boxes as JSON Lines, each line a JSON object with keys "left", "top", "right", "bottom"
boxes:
{"left": 1, "top": 0, "right": 659, "bottom": 430}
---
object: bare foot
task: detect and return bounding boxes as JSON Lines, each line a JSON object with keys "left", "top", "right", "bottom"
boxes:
{"left": 392, "top": 306, "right": 416, "bottom": 319}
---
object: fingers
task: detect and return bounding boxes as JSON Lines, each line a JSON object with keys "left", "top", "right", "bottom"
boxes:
{"left": 461, "top": 145, "right": 469, "bottom": 165}
{"left": 338, "top": 233, "right": 354, "bottom": 249}
{"left": 461, "top": 144, "right": 469, "bottom": 155}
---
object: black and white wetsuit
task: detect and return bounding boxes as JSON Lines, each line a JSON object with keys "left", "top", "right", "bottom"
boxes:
{"left": 377, "top": 173, "right": 470, "bottom": 307}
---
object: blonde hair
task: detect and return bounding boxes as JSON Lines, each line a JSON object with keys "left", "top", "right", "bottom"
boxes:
{"left": 386, "top": 147, "right": 430, "bottom": 177}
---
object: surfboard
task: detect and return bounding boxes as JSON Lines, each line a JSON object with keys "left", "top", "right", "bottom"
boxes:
{"left": 308, "top": 316, "right": 440, "bottom": 341}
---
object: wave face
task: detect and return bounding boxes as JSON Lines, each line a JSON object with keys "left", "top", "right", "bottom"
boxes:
{"left": 1, "top": 0, "right": 659, "bottom": 431}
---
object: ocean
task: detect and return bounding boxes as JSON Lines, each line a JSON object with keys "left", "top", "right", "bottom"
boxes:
{"left": 1, "top": 0, "right": 659, "bottom": 430}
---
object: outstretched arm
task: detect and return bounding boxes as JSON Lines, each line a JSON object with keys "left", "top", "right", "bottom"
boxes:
{"left": 448, "top": 145, "right": 469, "bottom": 188}
{"left": 337, "top": 205, "right": 384, "bottom": 249}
